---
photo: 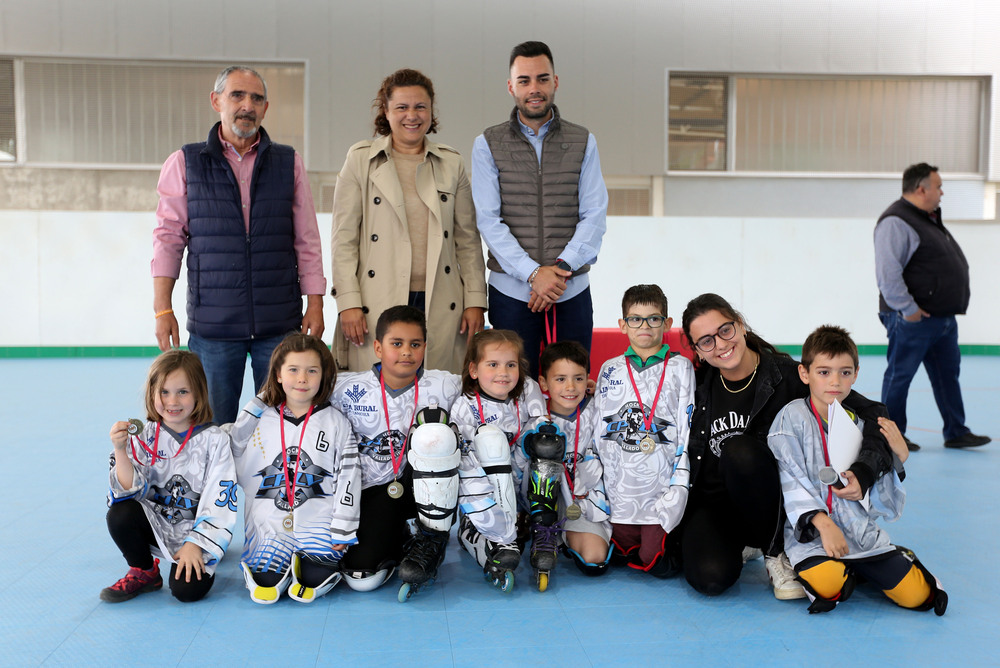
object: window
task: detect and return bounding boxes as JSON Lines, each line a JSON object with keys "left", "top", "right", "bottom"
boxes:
{"left": 668, "top": 73, "right": 987, "bottom": 174}
{"left": 0, "top": 59, "right": 14, "bottom": 161}
{"left": 13, "top": 59, "right": 304, "bottom": 165}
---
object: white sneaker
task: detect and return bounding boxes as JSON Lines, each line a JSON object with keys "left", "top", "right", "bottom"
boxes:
{"left": 764, "top": 553, "right": 806, "bottom": 600}
{"left": 742, "top": 546, "right": 763, "bottom": 564}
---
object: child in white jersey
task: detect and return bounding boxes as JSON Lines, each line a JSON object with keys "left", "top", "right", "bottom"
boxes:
{"left": 516, "top": 341, "right": 612, "bottom": 591}
{"left": 102, "top": 350, "right": 237, "bottom": 603}
{"left": 450, "top": 329, "right": 546, "bottom": 591}
{"left": 331, "top": 305, "right": 463, "bottom": 599}
{"left": 594, "top": 284, "right": 694, "bottom": 577}
{"left": 230, "top": 333, "right": 361, "bottom": 604}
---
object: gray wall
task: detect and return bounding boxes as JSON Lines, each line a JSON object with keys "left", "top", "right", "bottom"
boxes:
{"left": 3, "top": 0, "right": 997, "bottom": 179}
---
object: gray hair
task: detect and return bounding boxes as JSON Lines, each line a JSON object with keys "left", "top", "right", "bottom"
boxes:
{"left": 213, "top": 66, "right": 268, "bottom": 101}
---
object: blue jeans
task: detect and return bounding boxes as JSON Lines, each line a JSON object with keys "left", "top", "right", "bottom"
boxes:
{"left": 487, "top": 286, "right": 593, "bottom": 379}
{"left": 188, "top": 333, "right": 287, "bottom": 425}
{"left": 879, "top": 311, "right": 968, "bottom": 441}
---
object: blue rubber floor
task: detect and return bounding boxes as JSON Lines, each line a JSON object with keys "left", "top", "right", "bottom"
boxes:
{"left": 1, "top": 355, "right": 997, "bottom": 667}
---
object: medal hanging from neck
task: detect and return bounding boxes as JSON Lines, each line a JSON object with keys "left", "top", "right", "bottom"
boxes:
{"left": 131, "top": 421, "right": 194, "bottom": 467}
{"left": 808, "top": 400, "right": 836, "bottom": 513}
{"left": 475, "top": 391, "right": 521, "bottom": 446}
{"left": 624, "top": 358, "right": 667, "bottom": 454}
{"left": 279, "top": 403, "right": 315, "bottom": 531}
{"left": 381, "top": 370, "right": 419, "bottom": 499}
{"left": 556, "top": 403, "right": 584, "bottom": 521}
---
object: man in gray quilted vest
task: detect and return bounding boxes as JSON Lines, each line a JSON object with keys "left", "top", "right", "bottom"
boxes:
{"left": 471, "top": 41, "right": 608, "bottom": 378}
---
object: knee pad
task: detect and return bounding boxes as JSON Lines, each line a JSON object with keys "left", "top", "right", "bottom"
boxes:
{"left": 566, "top": 544, "right": 612, "bottom": 577}
{"left": 797, "top": 559, "right": 855, "bottom": 614}
{"left": 342, "top": 564, "right": 395, "bottom": 592}
{"left": 408, "top": 422, "right": 461, "bottom": 532}
{"left": 288, "top": 553, "right": 342, "bottom": 603}
{"left": 473, "top": 424, "right": 517, "bottom": 517}
{"left": 521, "top": 421, "right": 566, "bottom": 462}
{"left": 891, "top": 546, "right": 947, "bottom": 615}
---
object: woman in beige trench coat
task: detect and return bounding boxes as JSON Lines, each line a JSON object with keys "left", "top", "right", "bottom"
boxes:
{"left": 331, "top": 69, "right": 487, "bottom": 373}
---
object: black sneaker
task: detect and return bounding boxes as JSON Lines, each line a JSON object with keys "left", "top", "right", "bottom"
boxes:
{"left": 943, "top": 433, "right": 991, "bottom": 449}
{"left": 903, "top": 436, "right": 921, "bottom": 452}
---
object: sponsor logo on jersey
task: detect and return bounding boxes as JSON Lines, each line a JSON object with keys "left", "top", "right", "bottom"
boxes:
{"left": 345, "top": 384, "right": 366, "bottom": 404}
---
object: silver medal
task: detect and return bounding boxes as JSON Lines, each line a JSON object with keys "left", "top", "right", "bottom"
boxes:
{"left": 387, "top": 480, "right": 404, "bottom": 499}
{"left": 566, "top": 503, "right": 582, "bottom": 521}
{"left": 127, "top": 419, "right": 144, "bottom": 435}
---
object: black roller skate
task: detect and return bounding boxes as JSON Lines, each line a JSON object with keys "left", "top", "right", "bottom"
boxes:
{"left": 397, "top": 526, "right": 449, "bottom": 602}
{"left": 528, "top": 458, "right": 564, "bottom": 592}
{"left": 459, "top": 515, "right": 518, "bottom": 593}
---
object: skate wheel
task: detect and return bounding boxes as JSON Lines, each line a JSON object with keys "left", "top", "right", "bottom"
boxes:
{"left": 398, "top": 582, "right": 412, "bottom": 603}
{"left": 501, "top": 571, "right": 515, "bottom": 593}
{"left": 537, "top": 572, "right": 548, "bottom": 592}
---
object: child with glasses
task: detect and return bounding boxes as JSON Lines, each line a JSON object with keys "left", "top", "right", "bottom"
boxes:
{"left": 593, "top": 284, "right": 694, "bottom": 577}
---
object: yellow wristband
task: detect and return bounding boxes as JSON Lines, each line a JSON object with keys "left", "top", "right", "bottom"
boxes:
{"left": 154, "top": 309, "right": 174, "bottom": 319}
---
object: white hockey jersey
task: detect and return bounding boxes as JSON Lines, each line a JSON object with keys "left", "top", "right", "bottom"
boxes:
{"left": 230, "top": 400, "right": 361, "bottom": 572}
{"left": 108, "top": 422, "right": 238, "bottom": 574}
{"left": 451, "top": 379, "right": 547, "bottom": 543}
{"left": 331, "top": 366, "right": 462, "bottom": 489}
{"left": 516, "top": 396, "right": 611, "bottom": 525}
{"left": 768, "top": 398, "right": 905, "bottom": 567}
{"left": 594, "top": 351, "right": 694, "bottom": 532}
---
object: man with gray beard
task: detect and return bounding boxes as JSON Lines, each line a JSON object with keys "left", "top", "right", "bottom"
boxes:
{"left": 152, "top": 65, "right": 325, "bottom": 424}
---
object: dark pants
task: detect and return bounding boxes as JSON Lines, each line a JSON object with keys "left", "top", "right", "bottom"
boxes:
{"left": 106, "top": 500, "right": 214, "bottom": 602}
{"left": 879, "top": 311, "right": 968, "bottom": 441}
{"left": 680, "top": 434, "right": 783, "bottom": 596}
{"left": 188, "top": 332, "right": 287, "bottom": 425}
{"left": 339, "top": 469, "right": 417, "bottom": 572}
{"left": 487, "top": 285, "right": 594, "bottom": 379}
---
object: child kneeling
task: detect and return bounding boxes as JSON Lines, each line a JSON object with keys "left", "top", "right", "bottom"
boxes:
{"left": 767, "top": 325, "right": 947, "bottom": 615}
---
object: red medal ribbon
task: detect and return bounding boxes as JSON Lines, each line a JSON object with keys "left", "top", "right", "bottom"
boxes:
{"left": 808, "top": 399, "right": 835, "bottom": 513}
{"left": 544, "top": 307, "right": 557, "bottom": 346}
{"left": 279, "top": 403, "right": 315, "bottom": 511}
{"left": 624, "top": 356, "right": 668, "bottom": 434}
{"left": 380, "top": 370, "right": 419, "bottom": 479}
{"left": 131, "top": 421, "right": 193, "bottom": 467}
{"left": 552, "top": 403, "right": 583, "bottom": 499}
{"left": 475, "top": 391, "right": 521, "bottom": 445}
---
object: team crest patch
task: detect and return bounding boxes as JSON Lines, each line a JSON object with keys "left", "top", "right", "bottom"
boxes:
{"left": 150, "top": 475, "right": 199, "bottom": 524}
{"left": 255, "top": 447, "right": 332, "bottom": 510}
{"left": 359, "top": 429, "right": 407, "bottom": 463}
{"left": 602, "top": 401, "right": 673, "bottom": 452}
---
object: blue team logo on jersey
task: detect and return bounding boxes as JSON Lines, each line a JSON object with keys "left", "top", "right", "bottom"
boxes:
{"left": 150, "top": 475, "right": 200, "bottom": 524}
{"left": 602, "top": 401, "right": 673, "bottom": 452}
{"left": 255, "top": 447, "right": 333, "bottom": 511}
{"left": 359, "top": 429, "right": 406, "bottom": 463}
{"left": 345, "top": 384, "right": 366, "bottom": 404}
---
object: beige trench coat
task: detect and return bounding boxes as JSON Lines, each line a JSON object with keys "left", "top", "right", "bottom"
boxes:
{"left": 331, "top": 135, "right": 487, "bottom": 373}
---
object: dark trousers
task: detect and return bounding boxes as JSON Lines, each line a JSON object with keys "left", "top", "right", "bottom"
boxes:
{"left": 106, "top": 500, "right": 214, "bottom": 602}
{"left": 487, "top": 285, "right": 594, "bottom": 379}
{"left": 879, "top": 311, "right": 968, "bottom": 441}
{"left": 188, "top": 332, "right": 288, "bottom": 425}
{"left": 680, "top": 434, "right": 783, "bottom": 596}
{"left": 339, "top": 469, "right": 417, "bottom": 573}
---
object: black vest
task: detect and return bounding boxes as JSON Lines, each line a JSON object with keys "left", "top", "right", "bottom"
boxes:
{"left": 483, "top": 106, "right": 590, "bottom": 274}
{"left": 182, "top": 122, "right": 300, "bottom": 340}
{"left": 876, "top": 197, "right": 970, "bottom": 316}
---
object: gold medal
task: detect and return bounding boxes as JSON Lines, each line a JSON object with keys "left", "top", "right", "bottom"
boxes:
{"left": 639, "top": 435, "right": 656, "bottom": 454}
{"left": 282, "top": 513, "right": 294, "bottom": 531}
{"left": 566, "top": 503, "right": 582, "bottom": 521}
{"left": 387, "top": 480, "right": 404, "bottom": 499}
{"left": 127, "top": 419, "right": 144, "bottom": 435}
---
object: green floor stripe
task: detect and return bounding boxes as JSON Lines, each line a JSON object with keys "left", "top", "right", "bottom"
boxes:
{"left": 1, "top": 344, "right": 998, "bottom": 358}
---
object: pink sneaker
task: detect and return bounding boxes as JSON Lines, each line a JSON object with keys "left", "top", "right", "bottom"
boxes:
{"left": 100, "top": 558, "right": 163, "bottom": 602}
